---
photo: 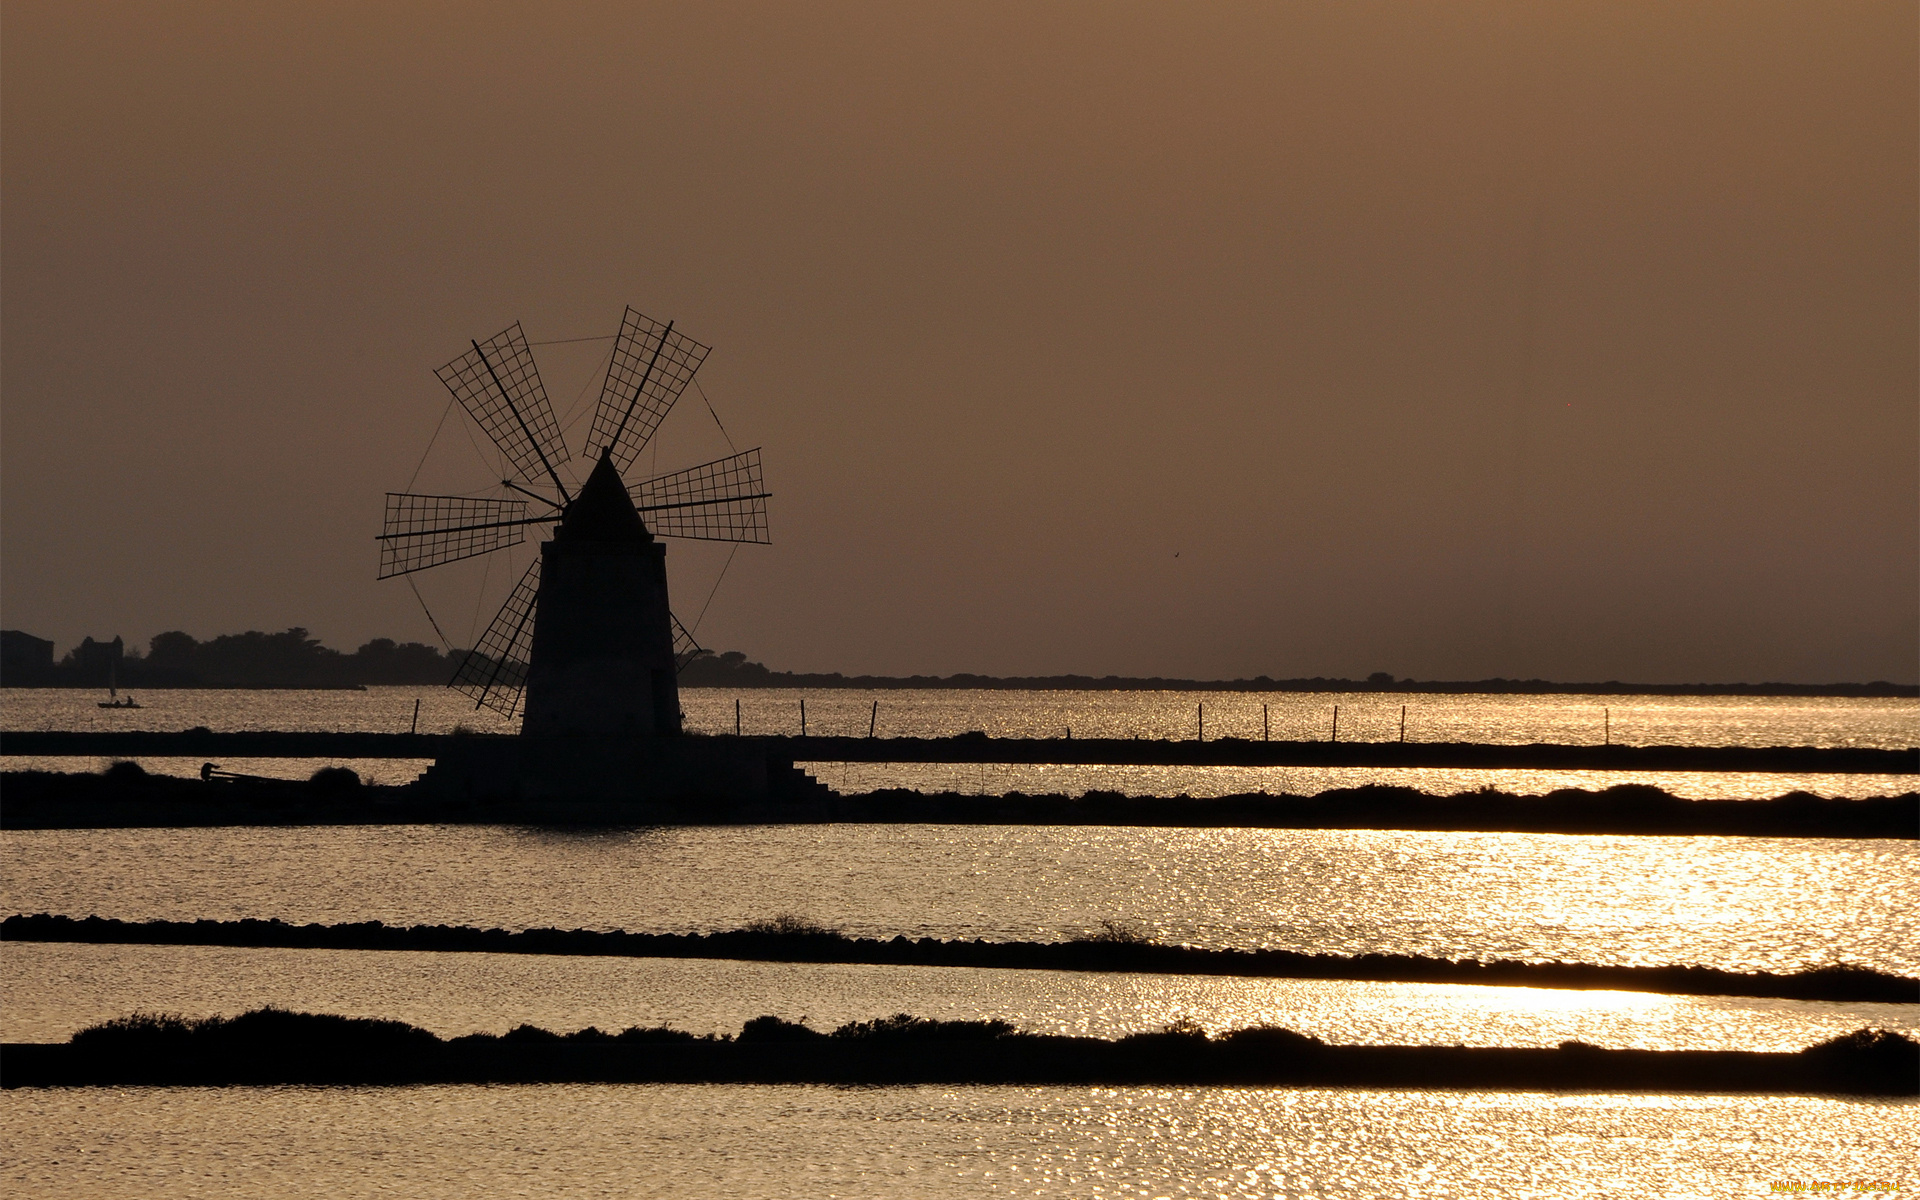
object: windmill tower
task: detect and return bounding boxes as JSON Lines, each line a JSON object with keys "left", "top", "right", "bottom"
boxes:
{"left": 379, "top": 309, "right": 792, "bottom": 806}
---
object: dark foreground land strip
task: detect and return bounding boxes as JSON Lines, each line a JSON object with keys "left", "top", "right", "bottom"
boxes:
{"left": 5, "top": 1010, "right": 1914, "bottom": 1093}
{"left": 3, "top": 730, "right": 1913, "bottom": 774}
{"left": 12, "top": 914, "right": 1913, "bottom": 1003}
{"left": 4, "top": 769, "right": 1915, "bottom": 836}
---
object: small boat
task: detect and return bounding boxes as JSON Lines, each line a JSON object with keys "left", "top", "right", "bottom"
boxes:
{"left": 99, "top": 668, "right": 142, "bottom": 709}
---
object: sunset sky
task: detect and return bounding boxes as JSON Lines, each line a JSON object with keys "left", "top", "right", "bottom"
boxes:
{"left": 3, "top": 1, "right": 1914, "bottom": 683}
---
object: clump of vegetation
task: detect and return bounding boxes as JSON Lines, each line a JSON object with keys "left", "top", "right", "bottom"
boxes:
{"left": 102, "top": 760, "right": 148, "bottom": 783}
{"left": 741, "top": 913, "right": 840, "bottom": 937}
{"left": 72, "top": 1006, "right": 438, "bottom": 1054}
{"left": 308, "top": 766, "right": 360, "bottom": 791}
{"left": 72, "top": 1011, "right": 199, "bottom": 1044}
{"left": 831, "top": 1013, "right": 1016, "bottom": 1042}
{"left": 1077, "top": 918, "right": 1153, "bottom": 945}
{"left": 1120, "top": 1016, "right": 1210, "bottom": 1047}
{"left": 1219, "top": 1025, "right": 1325, "bottom": 1052}
{"left": 1805, "top": 1028, "right": 1918, "bottom": 1057}
{"left": 737, "top": 1015, "right": 822, "bottom": 1043}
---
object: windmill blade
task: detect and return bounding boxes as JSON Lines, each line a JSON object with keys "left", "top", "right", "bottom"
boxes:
{"left": 434, "top": 323, "right": 571, "bottom": 493}
{"left": 584, "top": 307, "right": 712, "bottom": 473}
{"left": 630, "top": 448, "right": 772, "bottom": 544}
{"left": 671, "top": 613, "right": 705, "bottom": 674}
{"left": 449, "top": 558, "right": 542, "bottom": 718}
{"left": 377, "top": 494, "right": 558, "bottom": 579}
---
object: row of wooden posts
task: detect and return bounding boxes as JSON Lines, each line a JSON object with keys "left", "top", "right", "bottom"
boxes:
{"left": 734, "top": 697, "right": 883, "bottom": 738}
{"left": 723, "top": 698, "right": 1619, "bottom": 743}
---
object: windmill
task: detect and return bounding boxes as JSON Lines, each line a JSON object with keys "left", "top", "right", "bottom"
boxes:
{"left": 377, "top": 308, "right": 769, "bottom": 739}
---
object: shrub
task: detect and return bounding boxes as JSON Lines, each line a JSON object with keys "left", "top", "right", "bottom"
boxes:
{"left": 1077, "top": 919, "right": 1152, "bottom": 945}
{"left": 1220, "top": 1025, "right": 1325, "bottom": 1052}
{"left": 309, "top": 766, "right": 361, "bottom": 791}
{"left": 1805, "top": 1028, "right": 1919, "bottom": 1058}
{"left": 742, "top": 913, "right": 839, "bottom": 937}
{"left": 1120, "top": 1017, "right": 1210, "bottom": 1047}
{"left": 737, "top": 1015, "right": 823, "bottom": 1043}
{"left": 830, "top": 1014, "right": 1016, "bottom": 1042}
{"left": 613, "top": 1026, "right": 707, "bottom": 1045}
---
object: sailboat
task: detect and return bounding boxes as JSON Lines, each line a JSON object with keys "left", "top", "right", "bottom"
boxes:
{"left": 98, "top": 662, "right": 141, "bottom": 709}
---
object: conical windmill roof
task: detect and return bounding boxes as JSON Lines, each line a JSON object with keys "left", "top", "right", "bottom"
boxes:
{"left": 556, "top": 451, "right": 651, "bottom": 543}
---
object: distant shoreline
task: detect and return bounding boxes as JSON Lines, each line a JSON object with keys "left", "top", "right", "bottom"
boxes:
{"left": 9, "top": 679, "right": 1910, "bottom": 697}
{"left": 675, "top": 655, "right": 1920, "bottom": 697}
{"left": 7, "top": 628, "right": 1913, "bottom": 695}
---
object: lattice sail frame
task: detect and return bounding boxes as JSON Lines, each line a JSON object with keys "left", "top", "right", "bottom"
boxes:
{"left": 631, "top": 449, "right": 771, "bottom": 544}
{"left": 584, "top": 307, "right": 712, "bottom": 474}
{"left": 671, "top": 613, "right": 704, "bottom": 673}
{"left": 434, "top": 323, "right": 571, "bottom": 487}
{"left": 401, "top": 309, "right": 770, "bottom": 718}
{"left": 450, "top": 559, "right": 541, "bottom": 718}
{"left": 378, "top": 494, "right": 538, "bottom": 579}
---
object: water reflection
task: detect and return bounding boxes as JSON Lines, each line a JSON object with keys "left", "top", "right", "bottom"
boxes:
{"left": 6, "top": 825, "right": 1911, "bottom": 974}
{"left": 3, "top": 1083, "right": 1911, "bottom": 1199}
{"left": 3, "top": 686, "right": 1913, "bottom": 791}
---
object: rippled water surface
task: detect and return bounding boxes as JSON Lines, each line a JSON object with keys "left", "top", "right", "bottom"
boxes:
{"left": 9, "top": 686, "right": 1916, "bottom": 745}
{"left": 3, "top": 1085, "right": 1911, "bottom": 1199}
{"left": 4, "top": 687, "right": 1913, "bottom": 1195}
{"left": 6, "top": 824, "right": 1911, "bottom": 973}
{"left": 4, "top": 686, "right": 1914, "bottom": 796}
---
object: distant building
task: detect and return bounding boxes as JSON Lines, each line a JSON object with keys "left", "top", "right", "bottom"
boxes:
{"left": 0, "top": 630, "right": 56, "bottom": 685}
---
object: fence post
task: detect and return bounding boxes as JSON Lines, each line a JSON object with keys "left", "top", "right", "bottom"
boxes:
{"left": 736, "top": 697, "right": 742, "bottom": 737}
{"left": 1331, "top": 705, "right": 1339, "bottom": 743}
{"left": 1399, "top": 704, "right": 1406, "bottom": 743}
{"left": 1263, "top": 703, "right": 1269, "bottom": 742}
{"left": 869, "top": 699, "right": 878, "bottom": 739}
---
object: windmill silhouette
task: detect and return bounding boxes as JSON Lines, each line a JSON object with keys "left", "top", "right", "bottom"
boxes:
{"left": 378, "top": 307, "right": 769, "bottom": 735}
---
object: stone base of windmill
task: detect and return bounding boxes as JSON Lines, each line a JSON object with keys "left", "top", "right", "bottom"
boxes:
{"left": 416, "top": 734, "right": 832, "bottom": 818}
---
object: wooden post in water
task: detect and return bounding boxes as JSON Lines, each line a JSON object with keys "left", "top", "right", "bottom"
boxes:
{"left": 410, "top": 698, "right": 420, "bottom": 735}
{"left": 1263, "top": 703, "right": 1269, "bottom": 742}
{"left": 801, "top": 697, "right": 807, "bottom": 737}
{"left": 1331, "top": 705, "right": 1339, "bottom": 742}
{"left": 735, "top": 697, "right": 742, "bottom": 737}
{"left": 1399, "top": 705, "right": 1407, "bottom": 743}
{"left": 869, "top": 699, "right": 878, "bottom": 739}
{"left": 1197, "top": 702, "right": 1204, "bottom": 742}
{"left": 1604, "top": 707, "right": 1610, "bottom": 746}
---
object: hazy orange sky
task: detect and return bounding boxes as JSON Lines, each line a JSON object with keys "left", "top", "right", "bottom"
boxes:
{"left": 3, "top": 1, "right": 1914, "bottom": 682}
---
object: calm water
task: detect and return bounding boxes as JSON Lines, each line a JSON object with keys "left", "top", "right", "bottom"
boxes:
{"left": 5, "top": 825, "right": 1911, "bottom": 974}
{"left": 3, "top": 1085, "right": 1911, "bottom": 1199}
{"left": 4, "top": 686, "right": 1914, "bottom": 796}
{"left": 4, "top": 688, "right": 1913, "bottom": 1194}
